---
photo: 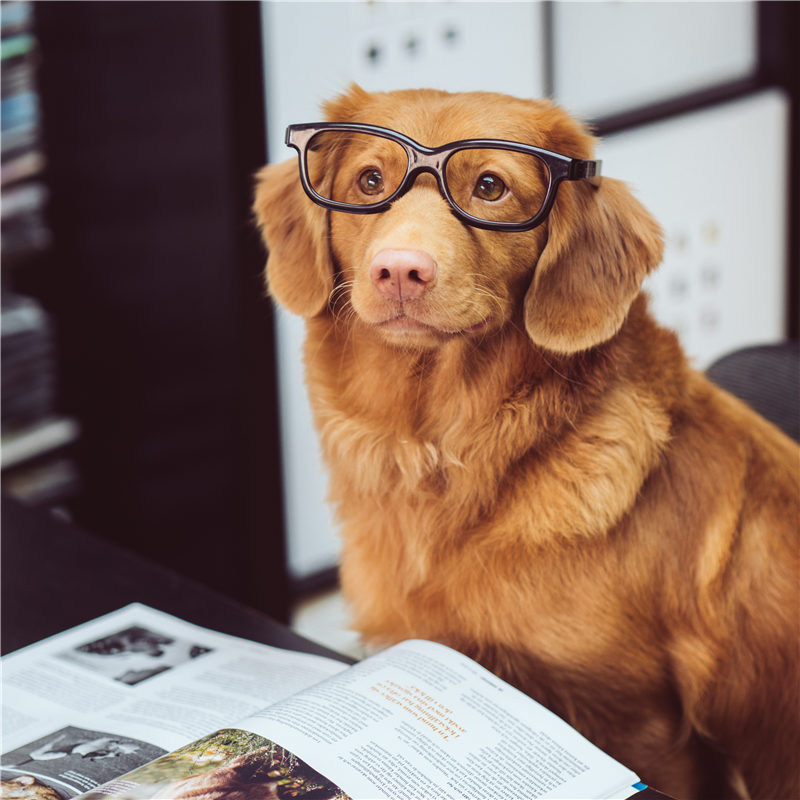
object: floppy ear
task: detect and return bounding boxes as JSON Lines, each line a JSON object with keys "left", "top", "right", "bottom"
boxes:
{"left": 253, "top": 158, "right": 333, "bottom": 317}
{"left": 524, "top": 178, "right": 664, "bottom": 354}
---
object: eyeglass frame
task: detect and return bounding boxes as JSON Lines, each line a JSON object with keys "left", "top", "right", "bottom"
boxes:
{"left": 285, "top": 121, "right": 602, "bottom": 233}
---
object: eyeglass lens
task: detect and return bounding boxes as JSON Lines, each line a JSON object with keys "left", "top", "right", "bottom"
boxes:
{"left": 306, "top": 130, "right": 551, "bottom": 224}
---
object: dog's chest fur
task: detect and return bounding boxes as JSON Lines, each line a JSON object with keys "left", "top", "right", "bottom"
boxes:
{"left": 304, "top": 305, "right": 678, "bottom": 662}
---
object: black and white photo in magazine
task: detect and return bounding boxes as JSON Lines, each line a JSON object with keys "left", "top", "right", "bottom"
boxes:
{"left": 1, "top": 725, "right": 166, "bottom": 799}
{"left": 57, "top": 626, "right": 213, "bottom": 686}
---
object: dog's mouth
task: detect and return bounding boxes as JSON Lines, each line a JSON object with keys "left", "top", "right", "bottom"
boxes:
{"left": 377, "top": 311, "right": 490, "bottom": 340}
{"left": 379, "top": 314, "right": 433, "bottom": 335}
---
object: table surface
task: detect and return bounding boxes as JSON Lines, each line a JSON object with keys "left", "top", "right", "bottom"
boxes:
{"left": 1, "top": 497, "right": 352, "bottom": 664}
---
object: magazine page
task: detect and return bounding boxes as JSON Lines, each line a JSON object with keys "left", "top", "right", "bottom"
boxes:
{"left": 1, "top": 603, "right": 348, "bottom": 799}
{"left": 75, "top": 639, "right": 641, "bottom": 800}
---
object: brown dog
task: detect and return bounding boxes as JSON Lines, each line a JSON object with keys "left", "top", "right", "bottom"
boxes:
{"left": 254, "top": 86, "right": 799, "bottom": 800}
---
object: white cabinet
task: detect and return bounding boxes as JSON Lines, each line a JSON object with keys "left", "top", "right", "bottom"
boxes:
{"left": 552, "top": 1, "right": 757, "bottom": 119}
{"left": 597, "top": 90, "right": 789, "bottom": 368}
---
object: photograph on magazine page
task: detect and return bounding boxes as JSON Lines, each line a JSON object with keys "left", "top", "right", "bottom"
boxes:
{"left": 57, "top": 626, "right": 214, "bottom": 686}
{"left": 1, "top": 725, "right": 166, "bottom": 799}
{"left": 77, "top": 729, "right": 352, "bottom": 800}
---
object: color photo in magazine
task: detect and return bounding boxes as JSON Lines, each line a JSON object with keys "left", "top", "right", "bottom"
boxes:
{"left": 78, "top": 729, "right": 351, "bottom": 800}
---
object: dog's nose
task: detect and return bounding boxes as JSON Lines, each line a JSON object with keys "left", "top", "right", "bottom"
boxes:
{"left": 369, "top": 248, "right": 437, "bottom": 301}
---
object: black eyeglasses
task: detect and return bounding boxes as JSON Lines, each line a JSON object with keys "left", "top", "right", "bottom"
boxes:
{"left": 285, "top": 122, "right": 601, "bottom": 232}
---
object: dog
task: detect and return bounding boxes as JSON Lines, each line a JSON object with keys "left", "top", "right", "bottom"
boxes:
{"left": 254, "top": 86, "right": 800, "bottom": 800}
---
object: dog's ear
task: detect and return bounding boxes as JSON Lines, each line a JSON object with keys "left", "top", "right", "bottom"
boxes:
{"left": 524, "top": 177, "right": 664, "bottom": 354}
{"left": 253, "top": 158, "right": 333, "bottom": 317}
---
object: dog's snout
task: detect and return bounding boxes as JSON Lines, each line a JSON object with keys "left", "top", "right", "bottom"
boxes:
{"left": 369, "top": 248, "right": 437, "bottom": 301}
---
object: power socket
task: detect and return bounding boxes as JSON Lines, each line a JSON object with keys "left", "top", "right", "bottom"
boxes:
{"left": 348, "top": 2, "right": 543, "bottom": 96}
{"left": 354, "top": 14, "right": 464, "bottom": 90}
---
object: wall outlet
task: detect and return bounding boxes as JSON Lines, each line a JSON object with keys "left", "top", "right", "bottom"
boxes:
{"left": 348, "top": 3, "right": 544, "bottom": 97}
{"left": 353, "top": 13, "right": 466, "bottom": 90}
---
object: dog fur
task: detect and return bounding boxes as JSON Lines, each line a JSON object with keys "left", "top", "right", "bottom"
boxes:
{"left": 254, "top": 86, "right": 800, "bottom": 800}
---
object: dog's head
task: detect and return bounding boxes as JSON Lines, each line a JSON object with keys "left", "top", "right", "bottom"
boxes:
{"left": 254, "top": 86, "right": 663, "bottom": 354}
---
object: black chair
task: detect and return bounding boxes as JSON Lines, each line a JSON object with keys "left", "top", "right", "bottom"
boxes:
{"left": 706, "top": 341, "right": 800, "bottom": 443}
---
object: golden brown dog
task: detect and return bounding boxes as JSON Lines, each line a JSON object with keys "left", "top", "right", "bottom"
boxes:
{"left": 254, "top": 86, "right": 799, "bottom": 800}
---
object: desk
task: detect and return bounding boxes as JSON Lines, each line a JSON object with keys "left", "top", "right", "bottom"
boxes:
{"left": 1, "top": 498, "right": 351, "bottom": 663}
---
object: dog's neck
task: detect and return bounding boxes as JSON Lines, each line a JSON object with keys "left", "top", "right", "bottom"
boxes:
{"left": 304, "top": 295, "right": 682, "bottom": 538}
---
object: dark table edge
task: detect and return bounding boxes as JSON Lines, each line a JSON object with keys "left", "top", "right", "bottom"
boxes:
{"left": 1, "top": 496, "right": 354, "bottom": 665}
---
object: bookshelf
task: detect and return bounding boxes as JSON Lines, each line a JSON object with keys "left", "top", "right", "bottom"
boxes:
{"left": 8, "top": 1, "right": 289, "bottom": 621}
{"left": 1, "top": 0, "right": 81, "bottom": 507}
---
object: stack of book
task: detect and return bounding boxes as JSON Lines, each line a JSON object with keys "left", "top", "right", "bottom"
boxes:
{"left": 1, "top": 0, "right": 49, "bottom": 262}
{"left": 1, "top": 1, "right": 79, "bottom": 507}
{"left": 1, "top": 292, "right": 56, "bottom": 429}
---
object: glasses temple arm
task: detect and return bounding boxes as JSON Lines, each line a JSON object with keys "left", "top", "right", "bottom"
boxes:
{"left": 569, "top": 158, "right": 603, "bottom": 187}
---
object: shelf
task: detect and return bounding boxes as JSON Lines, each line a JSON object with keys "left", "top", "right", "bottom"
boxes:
{"left": 1, "top": 416, "right": 80, "bottom": 470}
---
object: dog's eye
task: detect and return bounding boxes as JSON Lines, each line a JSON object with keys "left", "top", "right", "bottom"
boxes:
{"left": 358, "top": 168, "right": 384, "bottom": 196}
{"left": 474, "top": 173, "right": 506, "bottom": 202}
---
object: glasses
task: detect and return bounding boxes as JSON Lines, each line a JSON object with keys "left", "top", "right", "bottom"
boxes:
{"left": 285, "top": 122, "right": 601, "bottom": 232}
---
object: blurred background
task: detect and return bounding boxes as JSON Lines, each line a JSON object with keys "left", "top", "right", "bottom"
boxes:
{"left": 2, "top": 1, "right": 798, "bottom": 645}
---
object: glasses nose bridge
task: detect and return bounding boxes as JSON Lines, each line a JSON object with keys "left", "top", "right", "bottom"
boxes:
{"left": 403, "top": 146, "right": 448, "bottom": 198}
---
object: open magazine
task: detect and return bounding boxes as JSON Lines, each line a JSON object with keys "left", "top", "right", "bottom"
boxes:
{"left": 2, "top": 604, "right": 660, "bottom": 800}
